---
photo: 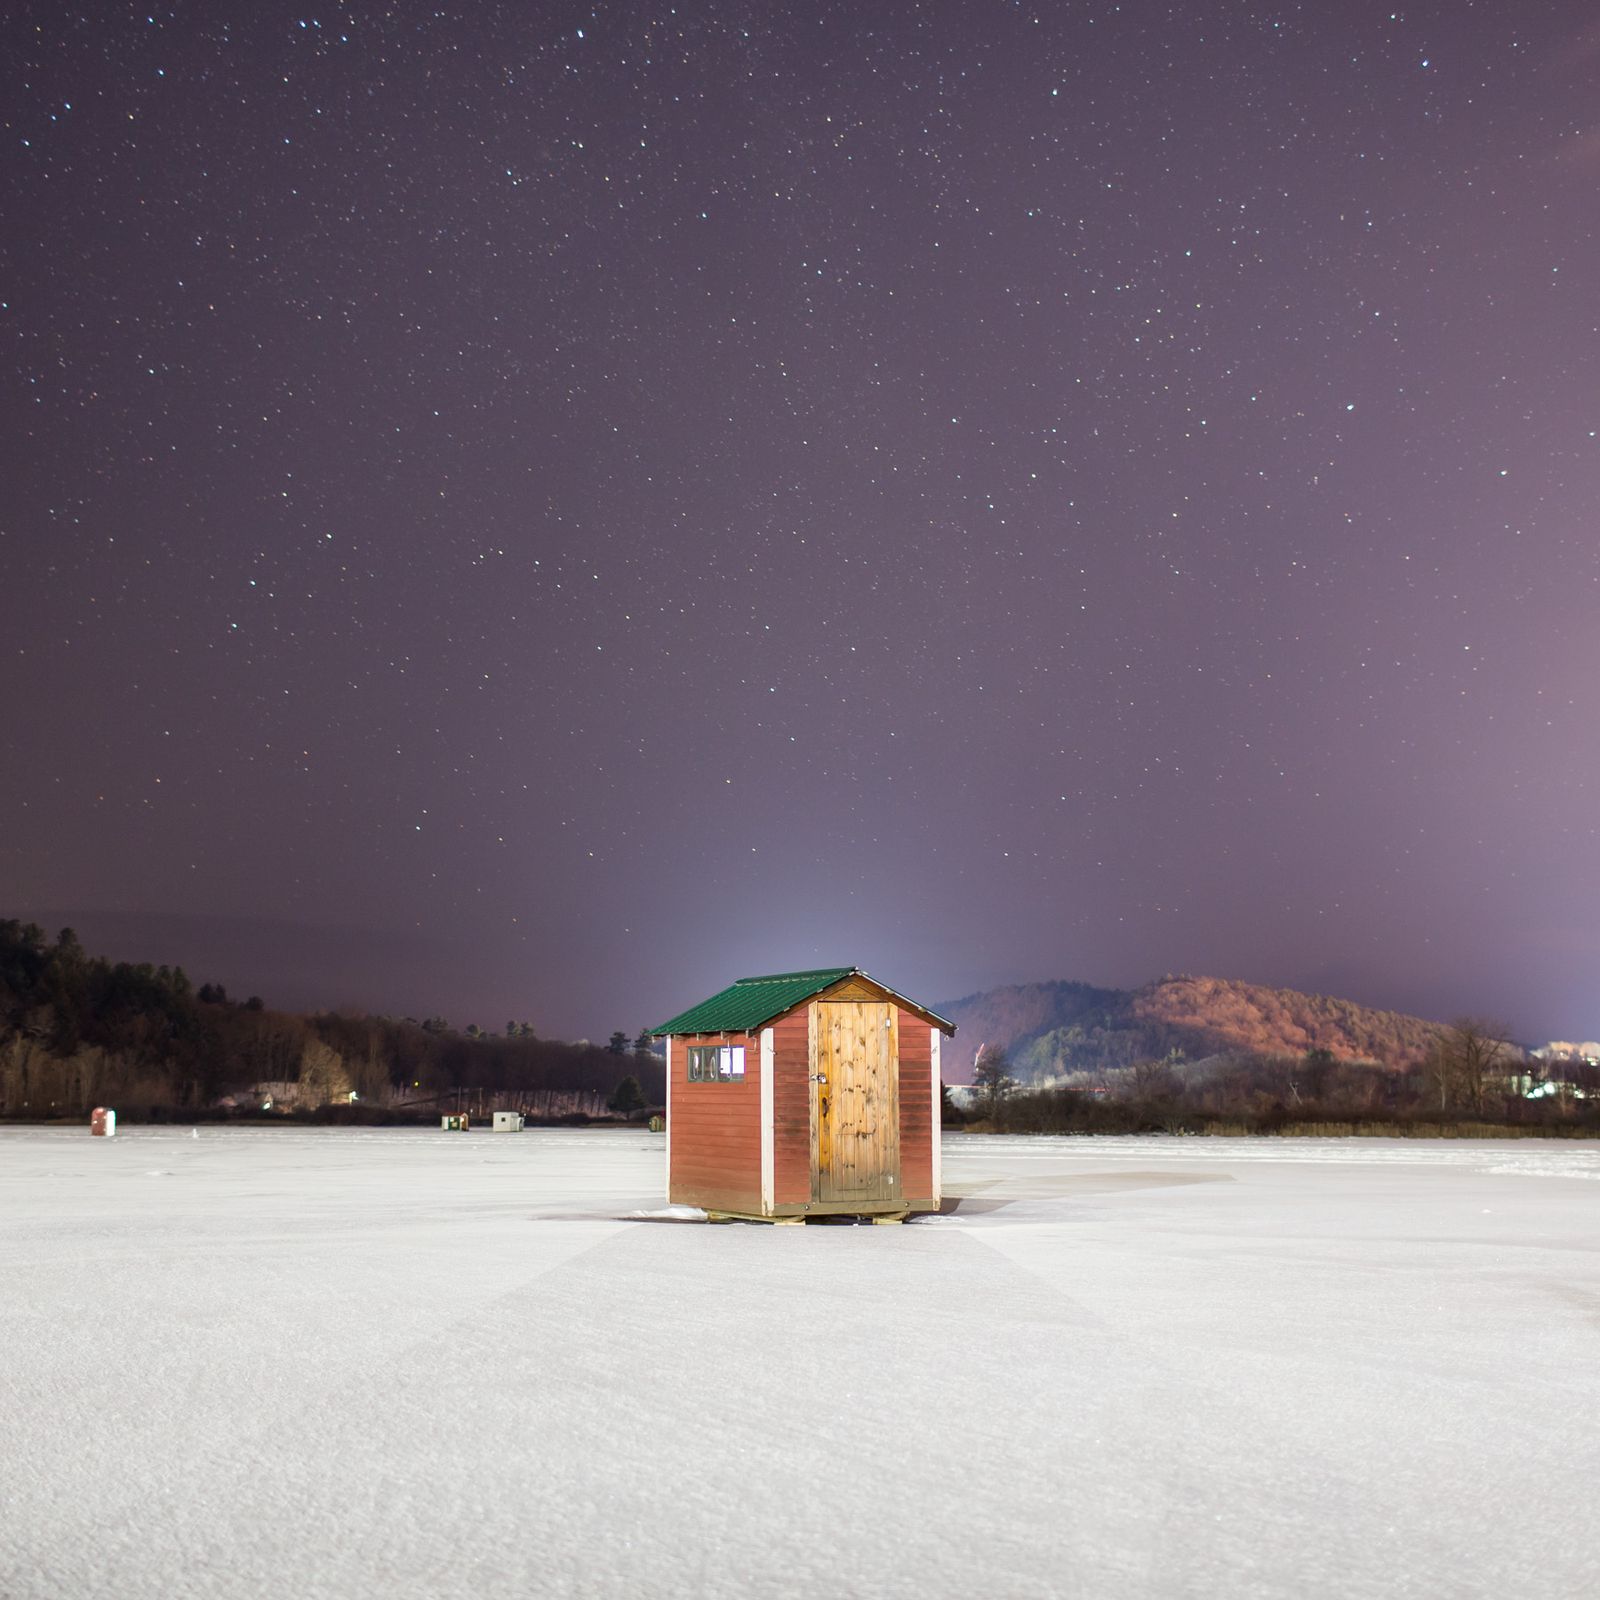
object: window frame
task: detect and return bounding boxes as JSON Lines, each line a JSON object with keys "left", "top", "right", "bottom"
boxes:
{"left": 686, "top": 1043, "right": 747, "bottom": 1082}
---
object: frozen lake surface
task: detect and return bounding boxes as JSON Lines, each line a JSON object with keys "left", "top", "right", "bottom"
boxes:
{"left": 3, "top": 1127, "right": 1597, "bottom": 1599}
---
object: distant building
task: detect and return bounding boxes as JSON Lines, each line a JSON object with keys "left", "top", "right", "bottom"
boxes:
{"left": 1532, "top": 1042, "right": 1600, "bottom": 1066}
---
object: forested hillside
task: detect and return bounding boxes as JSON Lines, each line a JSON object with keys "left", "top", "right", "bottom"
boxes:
{"left": 0, "top": 920, "right": 662, "bottom": 1119}
{"left": 941, "top": 973, "right": 1446, "bottom": 1082}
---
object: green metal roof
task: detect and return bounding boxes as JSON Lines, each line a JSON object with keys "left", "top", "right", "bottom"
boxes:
{"left": 651, "top": 967, "right": 955, "bottom": 1036}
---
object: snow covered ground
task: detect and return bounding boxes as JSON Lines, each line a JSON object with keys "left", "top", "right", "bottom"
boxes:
{"left": 2, "top": 1127, "right": 1597, "bottom": 1599}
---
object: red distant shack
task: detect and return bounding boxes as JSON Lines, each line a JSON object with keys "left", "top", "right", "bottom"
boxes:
{"left": 651, "top": 968, "right": 956, "bottom": 1222}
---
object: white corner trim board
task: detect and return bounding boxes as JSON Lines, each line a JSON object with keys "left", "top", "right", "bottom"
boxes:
{"left": 930, "top": 1027, "right": 942, "bottom": 1204}
{"left": 663, "top": 1035, "right": 673, "bottom": 1200}
{"left": 760, "top": 1027, "right": 775, "bottom": 1215}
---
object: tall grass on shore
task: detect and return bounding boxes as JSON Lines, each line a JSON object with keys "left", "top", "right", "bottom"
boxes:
{"left": 957, "top": 1063, "right": 1600, "bottom": 1140}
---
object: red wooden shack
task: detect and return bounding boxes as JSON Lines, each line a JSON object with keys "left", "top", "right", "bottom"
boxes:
{"left": 651, "top": 967, "right": 956, "bottom": 1222}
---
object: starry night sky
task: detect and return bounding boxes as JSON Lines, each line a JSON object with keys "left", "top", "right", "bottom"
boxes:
{"left": 5, "top": 1, "right": 1597, "bottom": 1042}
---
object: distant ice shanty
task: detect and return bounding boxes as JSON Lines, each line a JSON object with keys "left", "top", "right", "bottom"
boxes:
{"left": 651, "top": 968, "right": 955, "bottom": 1222}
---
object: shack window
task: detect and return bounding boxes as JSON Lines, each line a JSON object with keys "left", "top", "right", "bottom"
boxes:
{"left": 687, "top": 1045, "right": 746, "bottom": 1081}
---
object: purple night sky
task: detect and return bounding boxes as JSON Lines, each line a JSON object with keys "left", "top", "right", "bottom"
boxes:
{"left": 3, "top": 2, "right": 1596, "bottom": 1043}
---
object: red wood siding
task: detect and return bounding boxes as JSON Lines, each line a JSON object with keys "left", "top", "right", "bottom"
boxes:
{"left": 668, "top": 1032, "right": 761, "bottom": 1213}
{"left": 771, "top": 1010, "right": 811, "bottom": 1206}
{"left": 897, "top": 1009, "right": 935, "bottom": 1204}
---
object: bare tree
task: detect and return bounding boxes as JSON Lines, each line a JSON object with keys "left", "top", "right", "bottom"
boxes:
{"left": 1293, "top": 1046, "right": 1335, "bottom": 1106}
{"left": 1430, "top": 1018, "right": 1514, "bottom": 1115}
{"left": 972, "top": 1042, "right": 1017, "bottom": 1112}
{"left": 1129, "top": 1052, "right": 1180, "bottom": 1099}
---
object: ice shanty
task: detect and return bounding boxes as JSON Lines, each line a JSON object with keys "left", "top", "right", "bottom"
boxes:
{"left": 651, "top": 968, "right": 956, "bottom": 1221}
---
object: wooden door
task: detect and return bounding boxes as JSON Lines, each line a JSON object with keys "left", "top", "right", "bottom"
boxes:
{"left": 811, "top": 1001, "right": 900, "bottom": 1204}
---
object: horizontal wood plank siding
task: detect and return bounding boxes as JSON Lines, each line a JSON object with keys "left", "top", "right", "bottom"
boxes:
{"left": 671, "top": 1179, "right": 764, "bottom": 1214}
{"left": 897, "top": 1007, "right": 935, "bottom": 1205}
{"left": 771, "top": 1009, "right": 812, "bottom": 1206}
{"left": 667, "top": 1031, "right": 761, "bottom": 1212}
{"left": 822, "top": 974, "right": 885, "bottom": 1002}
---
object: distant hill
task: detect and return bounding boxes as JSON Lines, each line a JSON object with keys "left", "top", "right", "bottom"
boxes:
{"left": 939, "top": 974, "right": 1444, "bottom": 1083}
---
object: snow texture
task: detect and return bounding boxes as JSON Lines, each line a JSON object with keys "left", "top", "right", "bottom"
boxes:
{"left": 2, "top": 1127, "right": 1597, "bottom": 1599}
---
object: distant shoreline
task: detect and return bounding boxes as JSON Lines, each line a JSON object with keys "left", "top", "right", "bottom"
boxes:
{"left": 8, "top": 1115, "right": 1595, "bottom": 1142}
{"left": 957, "top": 1119, "right": 1599, "bottom": 1140}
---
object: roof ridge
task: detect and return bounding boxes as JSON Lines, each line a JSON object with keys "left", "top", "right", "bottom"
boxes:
{"left": 735, "top": 967, "right": 856, "bottom": 985}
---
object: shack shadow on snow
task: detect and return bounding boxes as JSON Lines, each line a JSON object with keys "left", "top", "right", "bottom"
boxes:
{"left": 526, "top": 1171, "right": 1233, "bottom": 1225}
{"left": 596, "top": 1170, "right": 1233, "bottom": 1225}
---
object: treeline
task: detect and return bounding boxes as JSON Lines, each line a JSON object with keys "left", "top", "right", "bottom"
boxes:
{"left": 957, "top": 1038, "right": 1600, "bottom": 1138}
{"left": 0, "top": 921, "right": 663, "bottom": 1120}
